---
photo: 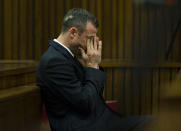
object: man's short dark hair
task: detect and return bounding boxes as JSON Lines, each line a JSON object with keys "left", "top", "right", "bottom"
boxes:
{"left": 61, "top": 8, "right": 99, "bottom": 34}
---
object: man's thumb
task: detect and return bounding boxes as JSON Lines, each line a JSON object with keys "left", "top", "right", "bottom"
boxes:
{"left": 79, "top": 47, "right": 86, "bottom": 58}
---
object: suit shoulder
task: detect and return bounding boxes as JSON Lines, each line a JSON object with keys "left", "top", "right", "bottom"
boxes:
{"left": 38, "top": 47, "right": 71, "bottom": 69}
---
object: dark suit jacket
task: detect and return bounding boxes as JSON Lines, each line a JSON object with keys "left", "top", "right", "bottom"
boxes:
{"left": 36, "top": 40, "right": 149, "bottom": 131}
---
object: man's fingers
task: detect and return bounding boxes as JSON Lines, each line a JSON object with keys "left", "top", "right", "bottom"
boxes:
{"left": 98, "top": 41, "right": 102, "bottom": 53}
{"left": 87, "top": 39, "right": 90, "bottom": 50}
{"left": 94, "top": 37, "right": 97, "bottom": 50}
{"left": 87, "top": 38, "right": 94, "bottom": 50}
{"left": 90, "top": 38, "right": 94, "bottom": 49}
{"left": 96, "top": 36, "right": 99, "bottom": 42}
{"left": 79, "top": 47, "right": 86, "bottom": 58}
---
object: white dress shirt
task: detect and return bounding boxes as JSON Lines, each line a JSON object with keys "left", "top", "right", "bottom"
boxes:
{"left": 53, "top": 39, "right": 74, "bottom": 57}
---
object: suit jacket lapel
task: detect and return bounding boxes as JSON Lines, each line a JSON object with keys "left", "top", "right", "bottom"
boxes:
{"left": 48, "top": 40, "right": 74, "bottom": 60}
{"left": 49, "top": 40, "right": 85, "bottom": 81}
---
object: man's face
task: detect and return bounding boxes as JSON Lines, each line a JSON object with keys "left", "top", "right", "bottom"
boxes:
{"left": 79, "top": 22, "right": 98, "bottom": 51}
{"left": 71, "top": 22, "right": 98, "bottom": 56}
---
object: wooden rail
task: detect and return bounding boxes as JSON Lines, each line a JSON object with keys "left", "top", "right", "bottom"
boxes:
{"left": 100, "top": 59, "right": 181, "bottom": 116}
{"left": 0, "top": 60, "right": 37, "bottom": 90}
{"left": 0, "top": 60, "right": 41, "bottom": 131}
{"left": 1, "top": 59, "right": 181, "bottom": 118}
{"left": 0, "top": 85, "right": 42, "bottom": 131}
{"left": 101, "top": 59, "right": 181, "bottom": 68}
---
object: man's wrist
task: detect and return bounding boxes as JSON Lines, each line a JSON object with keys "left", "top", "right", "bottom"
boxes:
{"left": 87, "top": 63, "right": 99, "bottom": 69}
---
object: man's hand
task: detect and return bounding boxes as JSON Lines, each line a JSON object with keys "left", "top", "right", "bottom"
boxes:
{"left": 79, "top": 37, "right": 102, "bottom": 69}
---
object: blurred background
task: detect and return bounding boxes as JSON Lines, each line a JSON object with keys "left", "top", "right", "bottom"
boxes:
{"left": 0, "top": 0, "right": 181, "bottom": 61}
{"left": 0, "top": 0, "right": 181, "bottom": 130}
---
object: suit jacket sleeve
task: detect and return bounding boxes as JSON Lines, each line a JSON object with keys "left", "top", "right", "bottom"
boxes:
{"left": 44, "top": 59, "right": 107, "bottom": 114}
{"left": 98, "top": 66, "right": 105, "bottom": 95}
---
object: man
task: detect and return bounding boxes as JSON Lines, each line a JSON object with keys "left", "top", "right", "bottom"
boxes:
{"left": 36, "top": 8, "right": 150, "bottom": 131}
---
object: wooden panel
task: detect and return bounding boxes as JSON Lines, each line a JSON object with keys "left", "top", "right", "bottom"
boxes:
{"left": 116, "top": 69, "right": 125, "bottom": 115}
{"left": 48, "top": 0, "right": 55, "bottom": 40}
{"left": 65, "top": 0, "right": 72, "bottom": 12}
{"left": 156, "top": 7, "right": 164, "bottom": 61}
{"left": 102, "top": 60, "right": 181, "bottom": 115}
{"left": 12, "top": 0, "right": 19, "bottom": 59}
{"left": 24, "top": 92, "right": 42, "bottom": 131}
{"left": 124, "top": 69, "right": 132, "bottom": 115}
{"left": 0, "top": 60, "right": 42, "bottom": 130}
{"left": 145, "top": 70, "right": 152, "bottom": 114}
{"left": 72, "top": 0, "right": 82, "bottom": 8}
{"left": 112, "top": 68, "right": 122, "bottom": 112}
{"left": 172, "top": 11, "right": 181, "bottom": 61}
{"left": 0, "top": 0, "right": 180, "bottom": 61}
{"left": 0, "top": 85, "right": 41, "bottom": 131}
{"left": 102, "top": 0, "right": 112, "bottom": 58}
{"left": 1, "top": 59, "right": 181, "bottom": 119}
{"left": 131, "top": 69, "right": 140, "bottom": 115}
{"left": 148, "top": 5, "right": 157, "bottom": 62}
{"left": 132, "top": 2, "right": 139, "bottom": 60}
{"left": 171, "top": 68, "right": 179, "bottom": 82}
{"left": 55, "top": 0, "right": 65, "bottom": 37}
{"left": 88, "top": 0, "right": 96, "bottom": 14}
{"left": 152, "top": 69, "right": 159, "bottom": 114}
{"left": 81, "top": 0, "right": 88, "bottom": 9}
{"left": 117, "top": 0, "right": 124, "bottom": 58}
{"left": 140, "top": 6, "right": 147, "bottom": 61}
{"left": 42, "top": 0, "right": 49, "bottom": 54}
{"left": 0, "top": 60, "right": 37, "bottom": 90}
{"left": 35, "top": 0, "right": 43, "bottom": 60}
{"left": 27, "top": 0, "right": 33, "bottom": 59}
{"left": 19, "top": 0, "right": 27, "bottom": 59}
{"left": 168, "top": 7, "right": 180, "bottom": 61}
{"left": 4, "top": 0, "right": 12, "bottom": 59}
{"left": 111, "top": 0, "right": 117, "bottom": 58}
{"left": 124, "top": 0, "right": 133, "bottom": 59}
{"left": 100, "top": 59, "right": 181, "bottom": 68}
{"left": 0, "top": 98, "right": 24, "bottom": 131}
{"left": 140, "top": 70, "right": 146, "bottom": 115}
{"left": 104, "top": 68, "right": 113, "bottom": 100}
{"left": 0, "top": 0, "right": 3, "bottom": 59}
{"left": 160, "top": 69, "right": 170, "bottom": 90}
{"left": 96, "top": 0, "right": 102, "bottom": 40}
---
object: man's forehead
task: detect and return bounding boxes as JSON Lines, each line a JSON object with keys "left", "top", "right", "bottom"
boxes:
{"left": 87, "top": 33, "right": 96, "bottom": 37}
{"left": 85, "top": 22, "right": 97, "bottom": 34}
{"left": 85, "top": 29, "right": 97, "bottom": 37}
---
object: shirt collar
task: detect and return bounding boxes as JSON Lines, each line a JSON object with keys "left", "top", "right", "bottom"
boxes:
{"left": 53, "top": 39, "right": 74, "bottom": 57}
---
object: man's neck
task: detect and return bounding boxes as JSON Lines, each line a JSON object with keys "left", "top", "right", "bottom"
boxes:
{"left": 56, "top": 34, "right": 70, "bottom": 49}
{"left": 54, "top": 35, "right": 74, "bottom": 57}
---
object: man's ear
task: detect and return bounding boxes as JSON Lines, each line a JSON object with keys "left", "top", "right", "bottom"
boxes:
{"left": 69, "top": 27, "right": 78, "bottom": 39}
